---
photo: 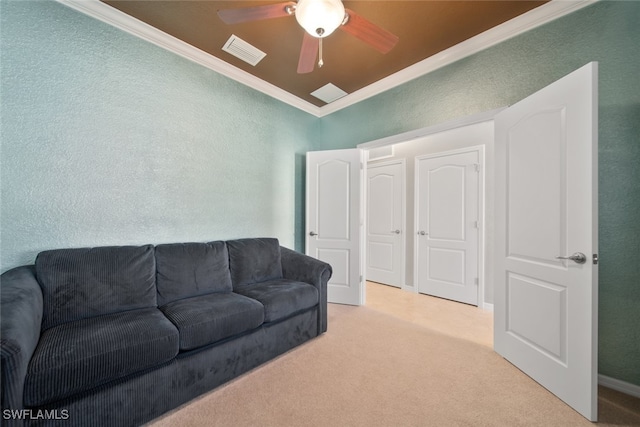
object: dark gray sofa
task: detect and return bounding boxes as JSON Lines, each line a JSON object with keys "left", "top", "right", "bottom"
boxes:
{"left": 0, "top": 238, "right": 331, "bottom": 426}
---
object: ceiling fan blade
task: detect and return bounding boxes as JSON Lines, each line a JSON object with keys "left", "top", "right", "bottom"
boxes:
{"left": 340, "top": 8, "right": 399, "bottom": 54}
{"left": 217, "top": 1, "right": 296, "bottom": 25}
{"left": 297, "top": 32, "right": 319, "bottom": 74}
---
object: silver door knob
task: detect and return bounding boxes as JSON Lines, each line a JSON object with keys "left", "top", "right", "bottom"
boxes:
{"left": 391, "top": 230, "right": 401, "bottom": 234}
{"left": 555, "top": 252, "right": 586, "bottom": 264}
{"left": 309, "top": 231, "right": 318, "bottom": 236}
{"left": 417, "top": 231, "right": 427, "bottom": 236}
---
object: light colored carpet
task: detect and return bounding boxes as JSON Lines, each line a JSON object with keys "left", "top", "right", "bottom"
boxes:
{"left": 148, "top": 283, "right": 640, "bottom": 426}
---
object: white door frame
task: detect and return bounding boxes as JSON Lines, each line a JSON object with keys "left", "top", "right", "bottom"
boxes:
{"left": 359, "top": 110, "right": 499, "bottom": 308}
{"left": 413, "top": 145, "right": 485, "bottom": 306}
{"left": 366, "top": 158, "right": 406, "bottom": 289}
{"left": 358, "top": 108, "right": 504, "bottom": 150}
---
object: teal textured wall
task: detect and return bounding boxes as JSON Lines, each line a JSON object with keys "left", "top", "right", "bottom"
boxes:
{"left": 1, "top": 0, "right": 318, "bottom": 268}
{"left": 320, "top": 2, "right": 640, "bottom": 386}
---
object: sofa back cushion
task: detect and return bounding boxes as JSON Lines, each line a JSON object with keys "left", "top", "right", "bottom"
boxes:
{"left": 155, "top": 241, "right": 232, "bottom": 306}
{"left": 36, "top": 245, "right": 156, "bottom": 330}
{"left": 227, "top": 238, "right": 283, "bottom": 287}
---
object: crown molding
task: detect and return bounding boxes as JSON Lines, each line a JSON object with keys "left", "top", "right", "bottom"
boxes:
{"left": 56, "top": 0, "right": 598, "bottom": 118}
{"left": 319, "top": 0, "right": 599, "bottom": 117}
{"left": 55, "top": 0, "right": 323, "bottom": 116}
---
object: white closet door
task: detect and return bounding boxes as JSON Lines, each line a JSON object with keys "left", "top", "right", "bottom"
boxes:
{"left": 415, "top": 148, "right": 481, "bottom": 306}
{"left": 366, "top": 161, "right": 405, "bottom": 288}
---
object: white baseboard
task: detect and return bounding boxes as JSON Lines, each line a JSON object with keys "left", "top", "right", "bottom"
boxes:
{"left": 482, "top": 302, "right": 494, "bottom": 312}
{"left": 599, "top": 374, "right": 640, "bottom": 399}
{"left": 402, "top": 283, "right": 417, "bottom": 294}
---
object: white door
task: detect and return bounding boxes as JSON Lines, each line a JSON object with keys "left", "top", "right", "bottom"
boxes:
{"left": 494, "top": 62, "right": 598, "bottom": 421}
{"left": 306, "top": 149, "right": 364, "bottom": 305}
{"left": 415, "top": 148, "right": 481, "bottom": 305}
{"left": 366, "top": 160, "right": 405, "bottom": 288}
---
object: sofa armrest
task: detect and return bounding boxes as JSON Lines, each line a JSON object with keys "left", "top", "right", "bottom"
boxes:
{"left": 1, "top": 266, "right": 43, "bottom": 415}
{"left": 280, "top": 247, "right": 332, "bottom": 334}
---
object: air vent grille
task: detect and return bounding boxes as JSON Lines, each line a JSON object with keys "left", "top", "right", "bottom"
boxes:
{"left": 222, "top": 35, "right": 266, "bottom": 66}
{"left": 310, "top": 83, "right": 348, "bottom": 104}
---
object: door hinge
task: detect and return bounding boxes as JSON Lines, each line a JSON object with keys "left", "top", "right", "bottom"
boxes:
{"left": 593, "top": 254, "right": 599, "bottom": 265}
{"left": 474, "top": 220, "right": 479, "bottom": 229}
{"left": 474, "top": 278, "right": 479, "bottom": 285}
{"left": 474, "top": 163, "right": 480, "bottom": 173}
{"left": 360, "top": 275, "right": 363, "bottom": 283}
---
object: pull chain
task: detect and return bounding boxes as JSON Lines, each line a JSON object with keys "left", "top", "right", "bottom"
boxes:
{"left": 318, "top": 38, "right": 324, "bottom": 68}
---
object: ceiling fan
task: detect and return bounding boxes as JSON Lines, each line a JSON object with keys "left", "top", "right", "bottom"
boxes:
{"left": 217, "top": 0, "right": 399, "bottom": 74}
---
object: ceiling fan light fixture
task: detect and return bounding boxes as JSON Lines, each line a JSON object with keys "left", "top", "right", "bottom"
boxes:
{"left": 295, "top": 0, "right": 345, "bottom": 38}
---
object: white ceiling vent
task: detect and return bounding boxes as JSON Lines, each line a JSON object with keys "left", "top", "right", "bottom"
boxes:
{"left": 222, "top": 34, "right": 266, "bottom": 66}
{"left": 311, "top": 83, "right": 348, "bottom": 104}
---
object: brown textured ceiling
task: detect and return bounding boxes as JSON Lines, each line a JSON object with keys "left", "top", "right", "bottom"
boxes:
{"left": 102, "top": 1, "right": 547, "bottom": 107}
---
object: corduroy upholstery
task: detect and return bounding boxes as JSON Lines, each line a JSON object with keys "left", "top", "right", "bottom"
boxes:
{"left": 227, "top": 238, "right": 283, "bottom": 287}
{"left": 35, "top": 245, "right": 156, "bottom": 330}
{"left": 0, "top": 238, "right": 332, "bottom": 427}
{"left": 234, "top": 279, "right": 319, "bottom": 323}
{"left": 280, "top": 247, "right": 332, "bottom": 334}
{"left": 160, "top": 292, "right": 264, "bottom": 351}
{"left": 23, "top": 309, "right": 318, "bottom": 427}
{"left": 23, "top": 308, "right": 179, "bottom": 407}
{"left": 0, "top": 266, "right": 43, "bottom": 414}
{"left": 155, "top": 242, "right": 232, "bottom": 306}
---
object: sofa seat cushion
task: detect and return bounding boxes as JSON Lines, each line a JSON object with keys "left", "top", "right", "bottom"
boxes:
{"left": 160, "top": 292, "right": 265, "bottom": 351}
{"left": 234, "top": 280, "right": 319, "bottom": 323}
{"left": 24, "top": 308, "right": 179, "bottom": 407}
